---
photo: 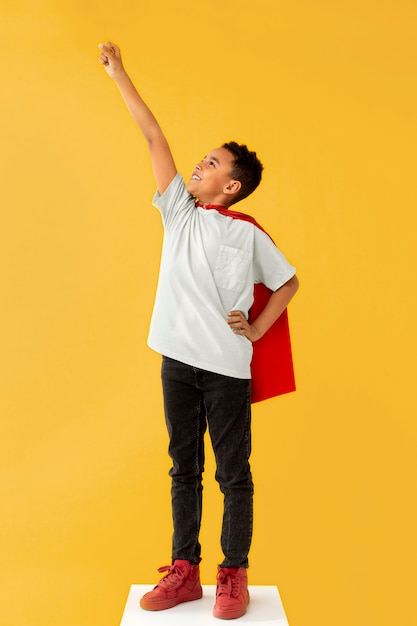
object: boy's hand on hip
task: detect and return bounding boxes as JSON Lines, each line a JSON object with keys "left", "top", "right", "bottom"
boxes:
{"left": 98, "top": 42, "right": 125, "bottom": 79}
{"left": 227, "top": 311, "right": 261, "bottom": 343}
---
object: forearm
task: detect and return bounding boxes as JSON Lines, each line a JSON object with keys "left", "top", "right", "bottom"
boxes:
{"left": 251, "top": 275, "right": 299, "bottom": 340}
{"left": 112, "top": 70, "right": 165, "bottom": 145}
{"left": 227, "top": 274, "right": 299, "bottom": 342}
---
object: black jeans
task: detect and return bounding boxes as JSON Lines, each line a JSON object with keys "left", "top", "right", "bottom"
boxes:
{"left": 161, "top": 356, "right": 254, "bottom": 569}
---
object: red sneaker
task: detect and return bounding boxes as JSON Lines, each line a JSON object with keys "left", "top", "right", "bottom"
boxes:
{"left": 213, "top": 566, "right": 250, "bottom": 619}
{"left": 140, "top": 560, "right": 203, "bottom": 611}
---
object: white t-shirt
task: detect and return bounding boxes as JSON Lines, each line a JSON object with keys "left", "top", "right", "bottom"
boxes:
{"left": 147, "top": 174, "right": 296, "bottom": 379}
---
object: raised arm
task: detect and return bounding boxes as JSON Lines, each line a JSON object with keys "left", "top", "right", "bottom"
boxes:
{"left": 98, "top": 42, "right": 177, "bottom": 194}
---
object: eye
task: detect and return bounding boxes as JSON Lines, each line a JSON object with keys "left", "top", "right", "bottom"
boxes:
{"left": 209, "top": 160, "right": 216, "bottom": 167}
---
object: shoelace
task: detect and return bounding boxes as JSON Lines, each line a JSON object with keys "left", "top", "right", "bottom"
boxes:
{"left": 216, "top": 569, "right": 241, "bottom": 599}
{"left": 157, "top": 563, "right": 187, "bottom": 589}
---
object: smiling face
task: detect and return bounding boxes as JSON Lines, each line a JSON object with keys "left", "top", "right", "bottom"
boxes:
{"left": 186, "top": 147, "right": 242, "bottom": 207}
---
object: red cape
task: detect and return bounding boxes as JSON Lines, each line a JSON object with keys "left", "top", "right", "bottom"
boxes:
{"left": 200, "top": 203, "right": 296, "bottom": 403}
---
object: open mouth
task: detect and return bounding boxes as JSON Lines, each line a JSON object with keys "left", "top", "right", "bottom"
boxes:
{"left": 191, "top": 174, "right": 202, "bottom": 181}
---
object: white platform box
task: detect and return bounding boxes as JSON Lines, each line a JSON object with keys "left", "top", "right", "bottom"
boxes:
{"left": 120, "top": 584, "right": 289, "bottom": 625}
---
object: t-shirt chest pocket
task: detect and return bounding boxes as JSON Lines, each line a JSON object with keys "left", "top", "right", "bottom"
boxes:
{"left": 214, "top": 244, "right": 251, "bottom": 292}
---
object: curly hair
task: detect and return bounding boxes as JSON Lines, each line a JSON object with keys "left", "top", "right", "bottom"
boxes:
{"left": 222, "top": 141, "right": 264, "bottom": 205}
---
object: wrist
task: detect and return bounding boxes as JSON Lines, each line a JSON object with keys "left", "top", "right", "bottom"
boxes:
{"left": 112, "top": 67, "right": 129, "bottom": 83}
{"left": 250, "top": 324, "right": 262, "bottom": 342}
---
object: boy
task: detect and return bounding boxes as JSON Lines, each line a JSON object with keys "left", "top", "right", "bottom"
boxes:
{"left": 99, "top": 42, "right": 299, "bottom": 620}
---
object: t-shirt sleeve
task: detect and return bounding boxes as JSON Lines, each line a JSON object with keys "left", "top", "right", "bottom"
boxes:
{"left": 253, "top": 227, "right": 296, "bottom": 291}
{"left": 152, "top": 173, "right": 195, "bottom": 229}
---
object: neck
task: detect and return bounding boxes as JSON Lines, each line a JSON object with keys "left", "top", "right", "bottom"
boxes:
{"left": 196, "top": 201, "right": 228, "bottom": 210}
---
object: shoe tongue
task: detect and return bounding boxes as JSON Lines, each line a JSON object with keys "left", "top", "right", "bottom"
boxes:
{"left": 218, "top": 568, "right": 232, "bottom": 582}
{"left": 173, "top": 559, "right": 190, "bottom": 568}
{"left": 219, "top": 567, "right": 238, "bottom": 576}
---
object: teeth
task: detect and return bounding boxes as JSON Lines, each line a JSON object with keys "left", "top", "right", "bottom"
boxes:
{"left": 192, "top": 175, "right": 201, "bottom": 180}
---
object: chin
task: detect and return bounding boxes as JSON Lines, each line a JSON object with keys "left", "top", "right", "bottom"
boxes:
{"left": 186, "top": 182, "right": 199, "bottom": 199}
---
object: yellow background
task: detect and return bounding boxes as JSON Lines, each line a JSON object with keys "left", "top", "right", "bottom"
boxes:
{"left": 1, "top": 1, "right": 416, "bottom": 625}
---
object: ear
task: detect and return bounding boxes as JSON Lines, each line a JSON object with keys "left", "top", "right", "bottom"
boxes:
{"left": 223, "top": 179, "right": 242, "bottom": 197}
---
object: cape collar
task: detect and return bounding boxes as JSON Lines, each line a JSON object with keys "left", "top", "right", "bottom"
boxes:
{"left": 195, "top": 201, "right": 268, "bottom": 236}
